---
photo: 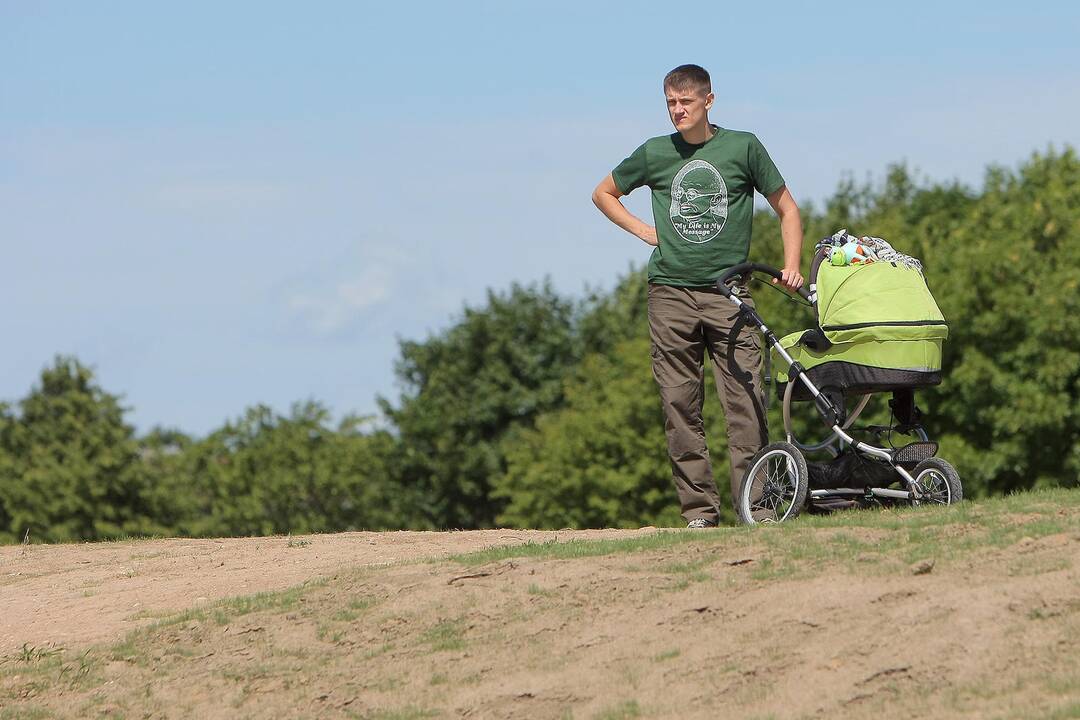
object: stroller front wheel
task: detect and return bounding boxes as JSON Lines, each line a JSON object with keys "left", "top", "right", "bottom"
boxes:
{"left": 910, "top": 458, "right": 963, "bottom": 506}
{"left": 737, "top": 442, "right": 809, "bottom": 525}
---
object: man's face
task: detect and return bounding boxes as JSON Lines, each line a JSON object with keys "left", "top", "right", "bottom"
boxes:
{"left": 665, "top": 85, "right": 713, "bottom": 133}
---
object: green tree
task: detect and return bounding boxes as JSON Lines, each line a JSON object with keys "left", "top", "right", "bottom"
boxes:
{"left": 575, "top": 267, "right": 650, "bottom": 356}
{"left": 137, "top": 426, "right": 198, "bottom": 535}
{"left": 493, "top": 338, "right": 676, "bottom": 528}
{"left": 925, "top": 148, "right": 1080, "bottom": 494}
{"left": 0, "top": 357, "right": 155, "bottom": 542}
{"left": 178, "top": 402, "right": 413, "bottom": 537}
{"left": 379, "top": 281, "right": 579, "bottom": 528}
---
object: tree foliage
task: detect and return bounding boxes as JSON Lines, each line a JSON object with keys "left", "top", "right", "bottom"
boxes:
{"left": 0, "top": 357, "right": 154, "bottom": 542}
{"left": 493, "top": 337, "right": 676, "bottom": 528}
{"left": 923, "top": 150, "right": 1080, "bottom": 493}
{"left": 378, "top": 281, "right": 579, "bottom": 528}
{"left": 173, "top": 403, "right": 411, "bottom": 537}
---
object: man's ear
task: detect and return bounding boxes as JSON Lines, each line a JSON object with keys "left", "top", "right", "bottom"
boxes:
{"left": 705, "top": 92, "right": 714, "bottom": 111}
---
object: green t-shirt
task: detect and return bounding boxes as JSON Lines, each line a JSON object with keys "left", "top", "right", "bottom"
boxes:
{"left": 612, "top": 126, "right": 785, "bottom": 287}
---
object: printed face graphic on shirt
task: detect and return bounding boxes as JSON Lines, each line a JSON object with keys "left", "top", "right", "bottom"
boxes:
{"left": 669, "top": 159, "right": 728, "bottom": 244}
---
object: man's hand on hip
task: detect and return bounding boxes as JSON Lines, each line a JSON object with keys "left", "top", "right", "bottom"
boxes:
{"left": 592, "top": 174, "right": 659, "bottom": 247}
{"left": 639, "top": 226, "right": 658, "bottom": 246}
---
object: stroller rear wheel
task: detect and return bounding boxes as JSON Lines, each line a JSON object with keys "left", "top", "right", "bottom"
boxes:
{"left": 737, "top": 442, "right": 808, "bottom": 525}
{"left": 910, "top": 458, "right": 963, "bottom": 506}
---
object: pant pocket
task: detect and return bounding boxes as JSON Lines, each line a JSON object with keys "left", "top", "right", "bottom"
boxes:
{"left": 650, "top": 344, "right": 690, "bottom": 388}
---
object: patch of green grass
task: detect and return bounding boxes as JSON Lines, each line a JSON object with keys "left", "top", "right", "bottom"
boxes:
{"left": 221, "top": 662, "right": 274, "bottom": 684}
{"left": 527, "top": 583, "right": 555, "bottom": 597}
{"left": 421, "top": 618, "right": 467, "bottom": 652}
{"left": 660, "top": 558, "right": 711, "bottom": 575}
{"left": 658, "top": 557, "right": 713, "bottom": 587}
{"left": 1028, "top": 603, "right": 1071, "bottom": 621}
{"left": 368, "top": 676, "right": 404, "bottom": 692}
{"left": 748, "top": 491, "right": 1080, "bottom": 577}
{"left": 6, "top": 648, "right": 102, "bottom": 698}
{"left": 210, "top": 584, "right": 313, "bottom": 625}
{"left": 364, "top": 643, "right": 395, "bottom": 659}
{"left": 77, "top": 577, "right": 330, "bottom": 676}
{"left": 145, "top": 607, "right": 208, "bottom": 631}
{"left": 716, "top": 659, "right": 742, "bottom": 675}
{"left": 0, "top": 706, "right": 57, "bottom": 720}
{"left": 107, "top": 635, "right": 143, "bottom": 665}
{"left": 356, "top": 705, "right": 438, "bottom": 720}
{"left": 939, "top": 650, "right": 1080, "bottom": 719}
{"left": 747, "top": 555, "right": 796, "bottom": 581}
{"left": 270, "top": 644, "right": 312, "bottom": 661}
{"left": 434, "top": 490, "right": 1075, "bottom": 595}
{"left": 666, "top": 577, "right": 690, "bottom": 591}
{"left": 448, "top": 530, "right": 737, "bottom": 566}
{"left": 1045, "top": 669, "right": 1080, "bottom": 696}
{"left": 316, "top": 622, "right": 348, "bottom": 644}
{"left": 125, "top": 606, "right": 184, "bottom": 624}
{"left": 1009, "top": 556, "right": 1072, "bottom": 578}
{"left": 0, "top": 645, "right": 82, "bottom": 693}
{"left": 1035, "top": 702, "right": 1080, "bottom": 720}
{"left": 445, "top": 490, "right": 1080, "bottom": 589}
{"left": 652, "top": 648, "right": 680, "bottom": 662}
{"left": 594, "top": 700, "right": 641, "bottom": 720}
{"left": 333, "top": 596, "right": 378, "bottom": 622}
{"left": 15, "top": 643, "right": 63, "bottom": 664}
{"left": 460, "top": 671, "right": 485, "bottom": 685}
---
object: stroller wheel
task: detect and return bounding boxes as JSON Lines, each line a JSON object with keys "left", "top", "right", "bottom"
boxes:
{"left": 737, "top": 442, "right": 809, "bottom": 525}
{"left": 910, "top": 458, "right": 963, "bottom": 506}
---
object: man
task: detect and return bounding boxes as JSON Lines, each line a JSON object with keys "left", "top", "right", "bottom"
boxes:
{"left": 592, "top": 64, "right": 804, "bottom": 528}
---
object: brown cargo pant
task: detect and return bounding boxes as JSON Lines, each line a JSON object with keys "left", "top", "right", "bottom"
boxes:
{"left": 647, "top": 282, "right": 769, "bottom": 524}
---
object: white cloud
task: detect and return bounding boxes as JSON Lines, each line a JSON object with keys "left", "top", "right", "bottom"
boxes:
{"left": 286, "top": 256, "right": 398, "bottom": 336}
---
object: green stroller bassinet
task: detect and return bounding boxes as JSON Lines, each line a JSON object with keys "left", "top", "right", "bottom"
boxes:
{"left": 774, "top": 258, "right": 949, "bottom": 402}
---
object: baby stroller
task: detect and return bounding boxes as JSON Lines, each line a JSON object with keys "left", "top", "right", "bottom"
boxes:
{"left": 716, "top": 232, "right": 963, "bottom": 525}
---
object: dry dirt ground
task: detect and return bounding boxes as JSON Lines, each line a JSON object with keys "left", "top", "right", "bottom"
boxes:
{"left": 0, "top": 528, "right": 654, "bottom": 650}
{"left": 1, "top": 500, "right": 1078, "bottom": 720}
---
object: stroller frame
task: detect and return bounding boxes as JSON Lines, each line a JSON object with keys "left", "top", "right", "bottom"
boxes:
{"left": 716, "top": 262, "right": 958, "bottom": 521}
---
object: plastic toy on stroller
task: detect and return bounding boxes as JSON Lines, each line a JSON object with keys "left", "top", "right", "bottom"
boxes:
{"left": 715, "top": 233, "right": 963, "bottom": 525}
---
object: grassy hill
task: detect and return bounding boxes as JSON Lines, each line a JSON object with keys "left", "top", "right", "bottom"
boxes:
{"left": 3, "top": 488, "right": 1078, "bottom": 719}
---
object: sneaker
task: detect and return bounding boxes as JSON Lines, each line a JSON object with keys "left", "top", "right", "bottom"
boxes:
{"left": 686, "top": 518, "right": 717, "bottom": 529}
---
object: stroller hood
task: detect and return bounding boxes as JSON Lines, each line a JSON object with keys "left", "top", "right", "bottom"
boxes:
{"left": 815, "top": 261, "right": 948, "bottom": 345}
{"left": 773, "top": 246, "right": 949, "bottom": 399}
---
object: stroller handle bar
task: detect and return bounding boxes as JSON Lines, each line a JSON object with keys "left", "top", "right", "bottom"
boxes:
{"left": 715, "top": 263, "right": 813, "bottom": 303}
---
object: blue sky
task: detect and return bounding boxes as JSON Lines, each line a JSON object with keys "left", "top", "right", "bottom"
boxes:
{"left": 2, "top": 1, "right": 1078, "bottom": 435}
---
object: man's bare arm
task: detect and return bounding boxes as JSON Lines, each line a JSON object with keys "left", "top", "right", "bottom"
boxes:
{"left": 592, "top": 174, "right": 658, "bottom": 246}
{"left": 766, "top": 185, "right": 804, "bottom": 291}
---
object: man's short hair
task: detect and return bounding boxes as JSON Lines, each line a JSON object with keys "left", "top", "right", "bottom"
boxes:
{"left": 663, "top": 64, "right": 711, "bottom": 95}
